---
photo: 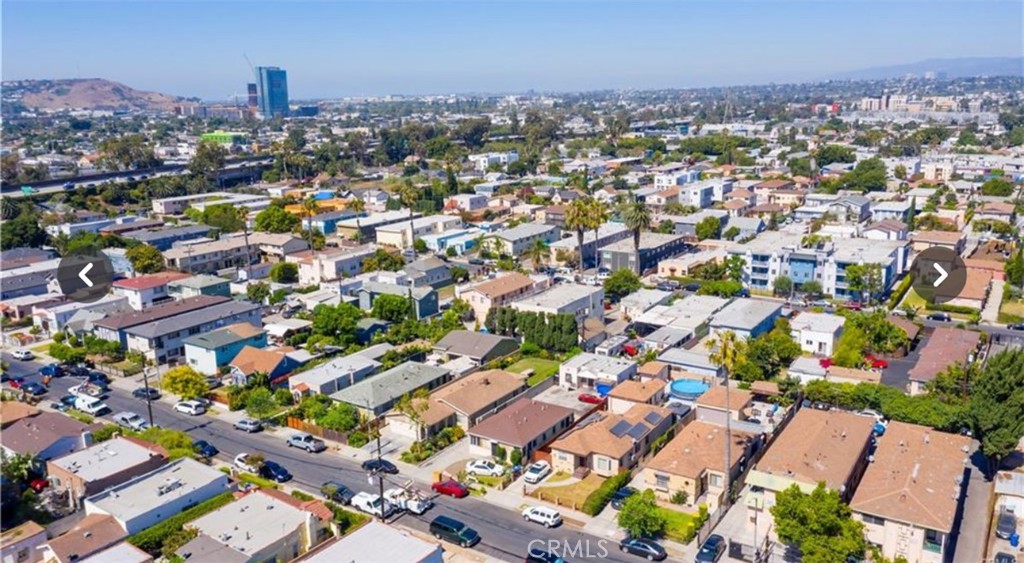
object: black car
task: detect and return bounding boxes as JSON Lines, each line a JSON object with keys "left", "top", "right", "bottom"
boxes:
{"left": 361, "top": 458, "right": 399, "bottom": 474}
{"left": 610, "top": 486, "right": 638, "bottom": 510}
{"left": 926, "top": 312, "right": 952, "bottom": 322}
{"left": 320, "top": 481, "right": 356, "bottom": 505}
{"left": 995, "top": 552, "right": 1017, "bottom": 563}
{"left": 133, "top": 387, "right": 160, "bottom": 401}
{"left": 696, "top": 534, "right": 726, "bottom": 562}
{"left": 259, "top": 460, "right": 292, "bottom": 483}
{"left": 22, "top": 382, "right": 47, "bottom": 396}
{"left": 619, "top": 537, "right": 667, "bottom": 561}
{"left": 1008, "top": 323, "right": 1024, "bottom": 331}
{"left": 429, "top": 515, "right": 480, "bottom": 548}
{"left": 88, "top": 371, "right": 110, "bottom": 385}
{"left": 996, "top": 510, "right": 1017, "bottom": 539}
{"left": 526, "top": 548, "right": 569, "bottom": 563}
{"left": 682, "top": 283, "right": 701, "bottom": 293}
{"left": 192, "top": 440, "right": 219, "bottom": 458}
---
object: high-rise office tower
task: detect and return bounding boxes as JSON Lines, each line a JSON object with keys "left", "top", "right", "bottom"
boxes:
{"left": 247, "top": 83, "right": 258, "bottom": 108}
{"left": 255, "top": 66, "right": 289, "bottom": 118}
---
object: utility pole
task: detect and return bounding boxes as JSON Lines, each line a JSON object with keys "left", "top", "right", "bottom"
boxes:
{"left": 142, "top": 367, "right": 155, "bottom": 427}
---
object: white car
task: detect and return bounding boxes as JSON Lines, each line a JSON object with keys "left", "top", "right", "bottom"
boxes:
{"left": 522, "top": 505, "right": 562, "bottom": 528}
{"left": 174, "top": 400, "right": 207, "bottom": 416}
{"left": 465, "top": 459, "right": 505, "bottom": 477}
{"left": 523, "top": 460, "right": 552, "bottom": 484}
{"left": 11, "top": 349, "right": 33, "bottom": 361}
{"left": 233, "top": 453, "right": 261, "bottom": 473}
{"left": 112, "top": 411, "right": 150, "bottom": 431}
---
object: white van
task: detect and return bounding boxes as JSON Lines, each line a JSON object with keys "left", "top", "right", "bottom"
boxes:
{"left": 74, "top": 396, "right": 109, "bottom": 415}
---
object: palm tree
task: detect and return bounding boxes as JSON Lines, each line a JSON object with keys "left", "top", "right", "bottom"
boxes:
{"left": 235, "top": 207, "right": 254, "bottom": 280}
{"left": 706, "top": 330, "right": 746, "bottom": 508}
{"left": 301, "top": 198, "right": 320, "bottom": 250}
{"left": 347, "top": 197, "right": 366, "bottom": 214}
{"left": 622, "top": 201, "right": 652, "bottom": 276}
{"left": 586, "top": 199, "right": 608, "bottom": 265}
{"left": 565, "top": 199, "right": 589, "bottom": 274}
{"left": 526, "top": 239, "right": 549, "bottom": 272}
{"left": 399, "top": 183, "right": 419, "bottom": 250}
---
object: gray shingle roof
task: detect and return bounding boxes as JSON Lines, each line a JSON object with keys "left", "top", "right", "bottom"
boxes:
{"left": 330, "top": 362, "right": 450, "bottom": 410}
{"left": 124, "top": 300, "right": 261, "bottom": 339}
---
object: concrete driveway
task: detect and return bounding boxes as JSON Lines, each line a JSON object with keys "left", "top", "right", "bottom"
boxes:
{"left": 951, "top": 447, "right": 995, "bottom": 563}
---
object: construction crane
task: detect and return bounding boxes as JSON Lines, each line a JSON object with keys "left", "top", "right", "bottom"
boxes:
{"left": 243, "top": 53, "right": 256, "bottom": 80}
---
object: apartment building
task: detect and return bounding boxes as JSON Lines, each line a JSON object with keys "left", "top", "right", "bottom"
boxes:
{"left": 163, "top": 237, "right": 260, "bottom": 275}
{"left": 468, "top": 150, "right": 518, "bottom": 172}
{"left": 599, "top": 233, "right": 688, "bottom": 276}
{"left": 124, "top": 300, "right": 262, "bottom": 365}
{"left": 375, "top": 215, "right": 463, "bottom": 248}
{"left": 93, "top": 295, "right": 230, "bottom": 346}
{"left": 457, "top": 272, "right": 543, "bottom": 324}
{"left": 111, "top": 272, "right": 191, "bottom": 311}
{"left": 510, "top": 283, "right": 604, "bottom": 322}
{"left": 547, "top": 223, "right": 630, "bottom": 269}
{"left": 297, "top": 245, "right": 378, "bottom": 285}
{"left": 492, "top": 223, "right": 560, "bottom": 256}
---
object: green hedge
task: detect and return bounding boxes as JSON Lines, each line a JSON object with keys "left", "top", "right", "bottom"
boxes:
{"left": 238, "top": 472, "right": 279, "bottom": 489}
{"left": 887, "top": 275, "right": 913, "bottom": 309}
{"left": 128, "top": 492, "right": 235, "bottom": 555}
{"left": 581, "top": 472, "right": 632, "bottom": 516}
{"left": 924, "top": 302, "right": 978, "bottom": 315}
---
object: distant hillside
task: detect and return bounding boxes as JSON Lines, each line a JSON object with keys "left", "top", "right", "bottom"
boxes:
{"left": 833, "top": 57, "right": 1024, "bottom": 81}
{"left": 9, "top": 78, "right": 188, "bottom": 111}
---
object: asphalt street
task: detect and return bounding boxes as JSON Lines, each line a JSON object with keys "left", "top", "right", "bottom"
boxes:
{"left": 2, "top": 352, "right": 636, "bottom": 563}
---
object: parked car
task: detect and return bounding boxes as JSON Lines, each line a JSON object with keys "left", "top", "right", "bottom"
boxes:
{"left": 431, "top": 479, "right": 469, "bottom": 498}
{"left": 1008, "top": 323, "right": 1024, "bottom": 331}
{"left": 682, "top": 283, "right": 701, "bottom": 293}
{"left": 994, "top": 553, "right": 1017, "bottom": 563}
{"left": 864, "top": 355, "right": 888, "bottom": 369}
{"left": 28, "top": 478, "right": 49, "bottom": 493}
{"left": 465, "top": 458, "right": 505, "bottom": 477}
{"left": 384, "top": 487, "right": 432, "bottom": 514}
{"left": 233, "top": 453, "right": 262, "bottom": 473}
{"left": 524, "top": 460, "right": 552, "bottom": 484}
{"left": 429, "top": 515, "right": 480, "bottom": 548}
{"left": 696, "top": 534, "right": 726, "bottom": 563}
{"left": 12, "top": 349, "right": 34, "bottom": 361}
{"left": 321, "top": 481, "right": 356, "bottom": 505}
{"left": 996, "top": 510, "right": 1017, "bottom": 539}
{"left": 69, "top": 383, "right": 105, "bottom": 398}
{"left": 362, "top": 458, "right": 399, "bottom": 474}
{"left": 927, "top": 312, "right": 952, "bottom": 322}
{"left": 287, "top": 433, "right": 326, "bottom": 452}
{"left": 618, "top": 537, "right": 667, "bottom": 561}
{"left": 192, "top": 440, "right": 219, "bottom": 458}
{"left": 259, "top": 460, "right": 292, "bottom": 483}
{"left": 578, "top": 393, "right": 604, "bottom": 405}
{"left": 113, "top": 412, "right": 150, "bottom": 431}
{"left": 856, "top": 409, "right": 885, "bottom": 423}
{"left": 526, "top": 548, "right": 569, "bottom": 563}
{"left": 610, "top": 487, "right": 638, "bottom": 510}
{"left": 55, "top": 394, "right": 77, "bottom": 409}
{"left": 73, "top": 396, "right": 109, "bottom": 416}
{"left": 7, "top": 377, "right": 25, "bottom": 389}
{"left": 39, "top": 364, "right": 63, "bottom": 377}
{"left": 174, "top": 400, "right": 207, "bottom": 416}
{"left": 133, "top": 387, "right": 160, "bottom": 401}
{"left": 233, "top": 418, "right": 263, "bottom": 433}
{"left": 87, "top": 371, "right": 110, "bottom": 385}
{"left": 522, "top": 506, "right": 562, "bottom": 528}
{"left": 22, "top": 382, "right": 47, "bottom": 396}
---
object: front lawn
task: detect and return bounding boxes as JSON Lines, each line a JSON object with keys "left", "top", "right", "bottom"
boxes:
{"left": 531, "top": 473, "right": 605, "bottom": 510}
{"left": 658, "top": 507, "right": 698, "bottom": 544}
{"left": 507, "top": 358, "right": 560, "bottom": 386}
{"left": 1000, "top": 291, "right": 1024, "bottom": 324}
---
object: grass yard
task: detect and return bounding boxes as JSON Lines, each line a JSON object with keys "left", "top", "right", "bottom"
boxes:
{"left": 437, "top": 284, "right": 456, "bottom": 301}
{"left": 507, "top": 358, "right": 560, "bottom": 386}
{"left": 658, "top": 507, "right": 698, "bottom": 544}
{"left": 531, "top": 473, "right": 605, "bottom": 510}
{"left": 30, "top": 343, "right": 50, "bottom": 355}
{"left": 1000, "top": 294, "right": 1024, "bottom": 324}
{"left": 901, "top": 288, "right": 927, "bottom": 309}
{"left": 547, "top": 471, "right": 572, "bottom": 484}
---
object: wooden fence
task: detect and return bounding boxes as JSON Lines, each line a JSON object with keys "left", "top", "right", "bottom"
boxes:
{"left": 285, "top": 416, "right": 348, "bottom": 444}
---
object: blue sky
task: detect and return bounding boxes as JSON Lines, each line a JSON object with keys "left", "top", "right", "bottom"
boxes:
{"left": 2, "top": 1, "right": 1021, "bottom": 99}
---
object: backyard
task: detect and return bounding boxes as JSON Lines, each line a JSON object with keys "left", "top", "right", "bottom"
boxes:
{"left": 657, "top": 506, "right": 699, "bottom": 543}
{"left": 507, "top": 357, "right": 561, "bottom": 386}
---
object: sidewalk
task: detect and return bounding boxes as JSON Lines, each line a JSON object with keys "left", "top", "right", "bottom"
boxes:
{"left": 982, "top": 279, "right": 1003, "bottom": 324}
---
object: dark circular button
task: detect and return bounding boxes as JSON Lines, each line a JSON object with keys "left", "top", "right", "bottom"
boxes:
{"left": 909, "top": 247, "right": 967, "bottom": 305}
{"left": 56, "top": 246, "right": 115, "bottom": 303}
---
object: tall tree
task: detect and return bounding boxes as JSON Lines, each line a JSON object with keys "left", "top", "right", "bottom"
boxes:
{"left": 622, "top": 201, "right": 652, "bottom": 275}
{"left": 125, "top": 244, "right": 165, "bottom": 274}
{"left": 526, "top": 239, "right": 549, "bottom": 272}
{"left": 399, "top": 182, "right": 419, "bottom": 249}
{"left": 771, "top": 483, "right": 866, "bottom": 563}
{"left": 301, "top": 197, "right": 321, "bottom": 250}
{"left": 565, "top": 199, "right": 590, "bottom": 274}
{"left": 706, "top": 330, "right": 746, "bottom": 505}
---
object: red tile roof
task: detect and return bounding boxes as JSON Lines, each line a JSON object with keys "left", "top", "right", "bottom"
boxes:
{"left": 113, "top": 272, "right": 191, "bottom": 291}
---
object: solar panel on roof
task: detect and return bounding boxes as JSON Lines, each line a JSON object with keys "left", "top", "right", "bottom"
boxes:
{"left": 644, "top": 411, "right": 663, "bottom": 426}
{"left": 627, "top": 423, "right": 649, "bottom": 440}
{"left": 610, "top": 420, "right": 632, "bottom": 438}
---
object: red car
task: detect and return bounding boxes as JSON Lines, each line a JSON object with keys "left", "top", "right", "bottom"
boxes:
{"left": 29, "top": 478, "right": 49, "bottom": 493}
{"left": 431, "top": 479, "right": 469, "bottom": 498}
{"left": 843, "top": 302, "right": 863, "bottom": 311}
{"left": 7, "top": 377, "right": 25, "bottom": 389}
{"left": 578, "top": 393, "right": 604, "bottom": 405}
{"left": 864, "top": 355, "right": 888, "bottom": 369}
{"left": 818, "top": 358, "right": 833, "bottom": 369}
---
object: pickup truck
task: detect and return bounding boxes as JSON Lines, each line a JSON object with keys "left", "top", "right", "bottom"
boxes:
{"left": 112, "top": 412, "right": 151, "bottom": 431}
{"left": 69, "top": 382, "right": 106, "bottom": 398}
{"left": 383, "top": 487, "right": 432, "bottom": 515}
{"left": 286, "top": 433, "right": 326, "bottom": 453}
{"left": 351, "top": 492, "right": 394, "bottom": 519}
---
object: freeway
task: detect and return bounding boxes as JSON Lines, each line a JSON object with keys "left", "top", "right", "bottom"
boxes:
{"left": 2, "top": 157, "right": 273, "bottom": 198}
{"left": 2, "top": 352, "right": 635, "bottom": 563}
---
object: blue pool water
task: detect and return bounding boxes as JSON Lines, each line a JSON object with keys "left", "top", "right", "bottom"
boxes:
{"left": 669, "top": 379, "right": 709, "bottom": 400}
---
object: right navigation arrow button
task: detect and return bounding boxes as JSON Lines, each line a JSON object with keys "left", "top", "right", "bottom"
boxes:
{"left": 932, "top": 263, "right": 948, "bottom": 288}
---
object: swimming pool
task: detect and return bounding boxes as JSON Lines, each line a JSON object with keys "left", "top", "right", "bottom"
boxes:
{"left": 669, "top": 378, "right": 709, "bottom": 400}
